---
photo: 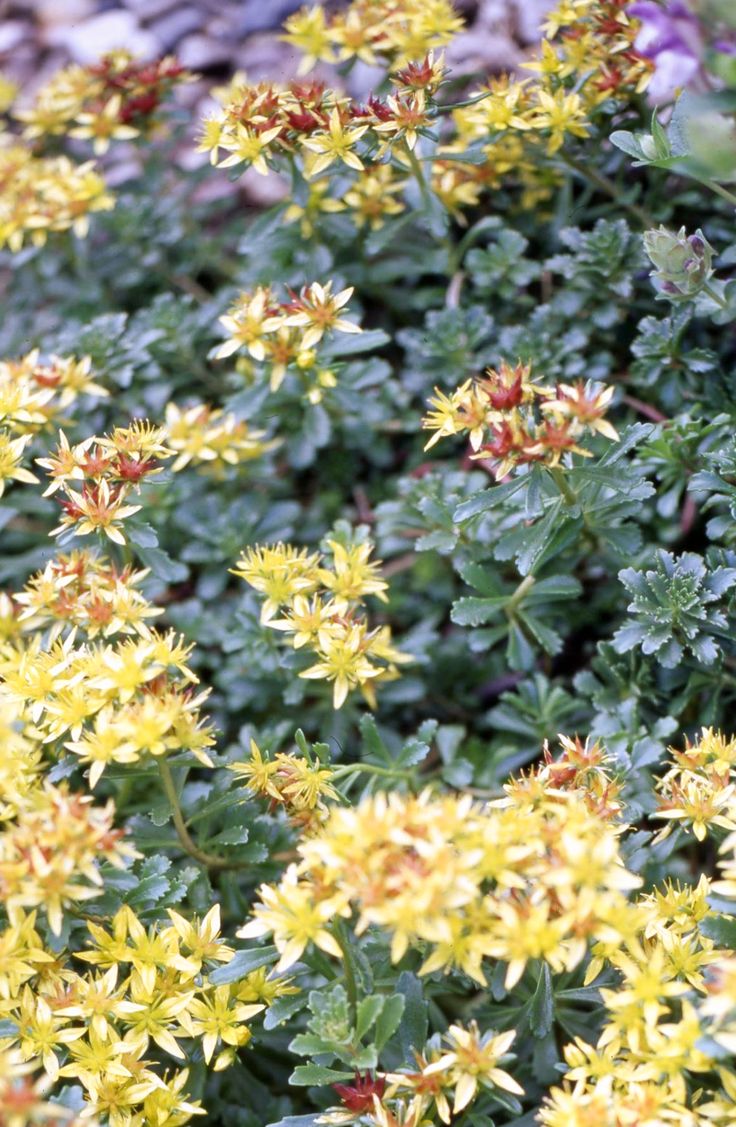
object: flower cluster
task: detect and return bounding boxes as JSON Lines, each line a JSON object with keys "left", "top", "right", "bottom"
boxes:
{"left": 654, "top": 727, "right": 736, "bottom": 842}
{"left": 239, "top": 738, "right": 640, "bottom": 981}
{"left": 163, "top": 401, "right": 279, "bottom": 473}
{"left": 0, "top": 1047, "right": 95, "bottom": 1127}
{"left": 38, "top": 421, "right": 172, "bottom": 545}
{"left": 422, "top": 361, "right": 618, "bottom": 477}
{"left": 1, "top": 350, "right": 109, "bottom": 428}
{"left": 202, "top": 0, "right": 652, "bottom": 229}
{"left": 0, "top": 137, "right": 113, "bottom": 252}
{"left": 232, "top": 533, "right": 409, "bottom": 708}
{"left": 0, "top": 786, "right": 134, "bottom": 934}
{"left": 0, "top": 904, "right": 277, "bottom": 1125}
{"left": 13, "top": 550, "right": 162, "bottom": 640}
{"left": 16, "top": 50, "right": 189, "bottom": 152}
{"left": 0, "top": 351, "right": 107, "bottom": 499}
{"left": 201, "top": 72, "right": 434, "bottom": 178}
{"left": 214, "top": 280, "right": 361, "bottom": 396}
{"left": 230, "top": 738, "right": 339, "bottom": 829}
{"left": 282, "top": 0, "right": 463, "bottom": 72}
{"left": 1, "top": 548, "right": 216, "bottom": 789}
{"left": 541, "top": 872, "right": 726, "bottom": 1125}
{"left": 330, "top": 1022, "right": 523, "bottom": 1126}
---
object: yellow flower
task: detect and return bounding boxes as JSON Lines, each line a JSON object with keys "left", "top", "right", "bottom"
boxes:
{"left": 421, "top": 382, "right": 476, "bottom": 450}
{"left": 301, "top": 109, "right": 369, "bottom": 176}
{"left": 344, "top": 164, "right": 405, "bottom": 229}
{"left": 423, "top": 1023, "right": 523, "bottom": 1111}
{"left": 231, "top": 543, "right": 322, "bottom": 623}
{"left": 299, "top": 621, "right": 385, "bottom": 709}
{"left": 217, "top": 124, "right": 282, "bottom": 175}
{"left": 165, "top": 905, "right": 235, "bottom": 979}
{"left": 532, "top": 89, "right": 589, "bottom": 153}
{"left": 177, "top": 985, "right": 263, "bottom": 1065}
{"left": 282, "top": 5, "right": 335, "bottom": 73}
{"left": 215, "top": 287, "right": 283, "bottom": 361}
{"left": 319, "top": 539, "right": 388, "bottom": 608}
{"left": 13, "top": 987, "right": 84, "bottom": 1078}
{"left": 237, "top": 864, "right": 347, "bottom": 972}
{"left": 0, "top": 432, "right": 39, "bottom": 496}
{"left": 116, "top": 974, "right": 195, "bottom": 1060}
{"left": 281, "top": 282, "right": 361, "bottom": 351}
{"left": 70, "top": 94, "right": 139, "bottom": 154}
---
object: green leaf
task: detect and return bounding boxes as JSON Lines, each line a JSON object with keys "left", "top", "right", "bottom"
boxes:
{"left": 396, "top": 972, "right": 428, "bottom": 1061}
{"left": 263, "top": 992, "right": 307, "bottom": 1030}
{"left": 700, "top": 914, "right": 736, "bottom": 946}
{"left": 374, "top": 994, "right": 405, "bottom": 1050}
{"left": 209, "top": 946, "right": 278, "bottom": 984}
{"left": 451, "top": 595, "right": 508, "bottom": 627}
{"left": 321, "top": 329, "right": 390, "bottom": 358}
{"left": 134, "top": 543, "right": 188, "bottom": 583}
{"left": 356, "top": 995, "right": 385, "bottom": 1040}
{"left": 453, "top": 477, "right": 527, "bottom": 523}
{"left": 289, "top": 1064, "right": 355, "bottom": 1086}
{"left": 529, "top": 964, "right": 554, "bottom": 1038}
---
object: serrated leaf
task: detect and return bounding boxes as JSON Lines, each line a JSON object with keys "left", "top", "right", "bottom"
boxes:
{"left": 451, "top": 595, "right": 507, "bottom": 627}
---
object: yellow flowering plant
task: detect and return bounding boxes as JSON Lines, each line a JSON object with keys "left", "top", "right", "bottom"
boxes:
{"left": 4, "top": 0, "right": 736, "bottom": 1124}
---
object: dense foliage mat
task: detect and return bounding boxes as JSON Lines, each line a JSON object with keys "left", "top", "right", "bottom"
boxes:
{"left": 4, "top": 1, "right": 736, "bottom": 1124}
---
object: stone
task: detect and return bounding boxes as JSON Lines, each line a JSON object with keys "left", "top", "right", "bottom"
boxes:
{"left": 148, "top": 6, "right": 203, "bottom": 49}
{"left": 58, "top": 10, "right": 159, "bottom": 62}
{"left": 32, "top": 0, "right": 94, "bottom": 30}
{"left": 177, "top": 33, "right": 231, "bottom": 71}
{"left": 0, "top": 21, "right": 30, "bottom": 53}
{"left": 123, "top": 0, "right": 179, "bottom": 17}
{"left": 234, "top": 0, "right": 303, "bottom": 36}
{"left": 513, "top": 0, "right": 553, "bottom": 44}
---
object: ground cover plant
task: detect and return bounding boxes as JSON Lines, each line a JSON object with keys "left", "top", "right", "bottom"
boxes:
{"left": 5, "top": 0, "right": 736, "bottom": 1123}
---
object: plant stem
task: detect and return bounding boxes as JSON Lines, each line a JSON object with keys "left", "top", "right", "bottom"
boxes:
{"left": 333, "top": 920, "right": 359, "bottom": 1024}
{"left": 559, "top": 153, "right": 656, "bottom": 227}
{"left": 157, "top": 758, "right": 248, "bottom": 871}
{"left": 405, "top": 146, "right": 433, "bottom": 209}
{"left": 702, "top": 178, "right": 736, "bottom": 209}
{"left": 702, "top": 281, "right": 730, "bottom": 310}
{"left": 332, "top": 762, "right": 415, "bottom": 781}
{"left": 548, "top": 466, "right": 578, "bottom": 506}
{"left": 507, "top": 574, "right": 536, "bottom": 612}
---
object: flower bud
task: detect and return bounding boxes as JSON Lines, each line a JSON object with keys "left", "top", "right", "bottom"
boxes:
{"left": 643, "top": 225, "right": 714, "bottom": 301}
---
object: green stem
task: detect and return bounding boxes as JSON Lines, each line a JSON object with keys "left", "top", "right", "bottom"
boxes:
{"left": 559, "top": 153, "right": 656, "bottom": 227}
{"left": 157, "top": 758, "right": 248, "bottom": 872}
{"left": 506, "top": 575, "right": 535, "bottom": 612}
{"left": 435, "top": 92, "right": 493, "bottom": 115}
{"left": 331, "top": 762, "right": 416, "bottom": 780}
{"left": 333, "top": 921, "right": 359, "bottom": 1024}
{"left": 548, "top": 466, "right": 578, "bottom": 507}
{"left": 702, "top": 281, "right": 730, "bottom": 310}
{"left": 702, "top": 178, "right": 736, "bottom": 209}
{"left": 405, "top": 146, "right": 433, "bottom": 209}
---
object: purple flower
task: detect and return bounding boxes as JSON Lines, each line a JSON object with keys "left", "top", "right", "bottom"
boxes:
{"left": 629, "top": 1, "right": 704, "bottom": 102}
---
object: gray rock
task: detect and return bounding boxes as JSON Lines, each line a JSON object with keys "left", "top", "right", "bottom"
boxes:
{"left": 123, "top": 0, "right": 179, "bottom": 17}
{"left": 235, "top": 0, "right": 303, "bottom": 36}
{"left": 0, "top": 21, "right": 31, "bottom": 54}
{"left": 513, "top": 0, "right": 553, "bottom": 44}
{"left": 59, "top": 10, "right": 159, "bottom": 62}
{"left": 148, "top": 6, "right": 203, "bottom": 49}
{"left": 177, "top": 33, "right": 231, "bottom": 70}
